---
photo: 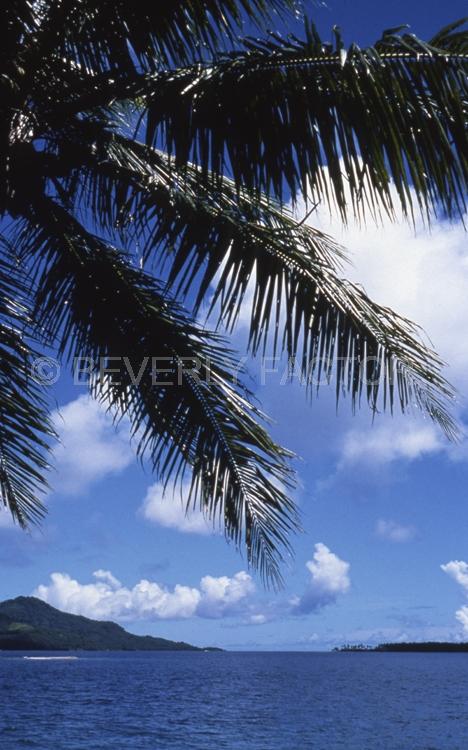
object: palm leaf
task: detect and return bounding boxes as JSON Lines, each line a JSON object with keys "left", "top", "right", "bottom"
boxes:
{"left": 0, "top": 4, "right": 465, "bottom": 578}
{"left": 141, "top": 20, "right": 467, "bottom": 221}
{"left": 0, "top": 249, "right": 54, "bottom": 526}
{"left": 24, "top": 0, "right": 298, "bottom": 73}
{"left": 52, "top": 130, "right": 457, "bottom": 438}
{"left": 15, "top": 198, "right": 299, "bottom": 585}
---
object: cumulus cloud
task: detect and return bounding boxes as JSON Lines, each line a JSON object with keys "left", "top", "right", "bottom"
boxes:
{"left": 455, "top": 607, "right": 468, "bottom": 633}
{"left": 140, "top": 482, "right": 214, "bottom": 535}
{"left": 34, "top": 569, "right": 255, "bottom": 622}
{"left": 375, "top": 519, "right": 417, "bottom": 543}
{"left": 340, "top": 422, "right": 443, "bottom": 467}
{"left": 33, "top": 544, "right": 349, "bottom": 624}
{"left": 93, "top": 569, "right": 122, "bottom": 588}
{"left": 441, "top": 559, "right": 468, "bottom": 635}
{"left": 197, "top": 572, "right": 255, "bottom": 618}
{"left": 298, "top": 177, "right": 468, "bottom": 470}
{"left": 311, "top": 191, "right": 468, "bottom": 388}
{"left": 52, "top": 396, "right": 133, "bottom": 496}
{"left": 291, "top": 543, "right": 350, "bottom": 614}
{"left": 441, "top": 560, "right": 468, "bottom": 591}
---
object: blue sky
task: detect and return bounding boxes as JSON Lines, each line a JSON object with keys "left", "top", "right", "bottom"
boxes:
{"left": 1, "top": 0, "right": 468, "bottom": 650}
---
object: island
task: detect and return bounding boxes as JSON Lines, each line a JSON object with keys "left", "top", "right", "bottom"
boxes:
{"left": 0, "top": 596, "right": 221, "bottom": 651}
{"left": 334, "top": 642, "right": 468, "bottom": 653}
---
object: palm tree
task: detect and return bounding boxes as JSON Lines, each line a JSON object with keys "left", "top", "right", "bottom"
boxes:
{"left": 0, "top": 1, "right": 466, "bottom": 584}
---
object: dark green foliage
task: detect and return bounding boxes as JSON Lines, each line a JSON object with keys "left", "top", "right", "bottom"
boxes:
{"left": 143, "top": 20, "right": 468, "bottom": 220}
{"left": 336, "top": 642, "right": 468, "bottom": 652}
{"left": 376, "top": 642, "right": 468, "bottom": 652}
{"left": 0, "top": 1, "right": 466, "bottom": 582}
{"left": 377, "top": 642, "right": 468, "bottom": 652}
{"left": 0, "top": 597, "right": 207, "bottom": 651}
{"left": 0, "top": 255, "right": 55, "bottom": 525}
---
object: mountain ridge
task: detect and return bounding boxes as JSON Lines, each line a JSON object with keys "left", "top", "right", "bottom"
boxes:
{"left": 0, "top": 596, "right": 219, "bottom": 651}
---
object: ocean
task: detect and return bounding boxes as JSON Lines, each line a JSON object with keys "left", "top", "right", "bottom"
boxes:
{"left": 1, "top": 651, "right": 468, "bottom": 749}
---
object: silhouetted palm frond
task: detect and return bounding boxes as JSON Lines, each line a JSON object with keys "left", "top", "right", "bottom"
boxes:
{"left": 142, "top": 20, "right": 467, "bottom": 220}
{"left": 47, "top": 130, "right": 457, "bottom": 437}
{"left": 0, "top": 1, "right": 466, "bottom": 579}
{"left": 0, "top": 251, "right": 54, "bottom": 525}
{"left": 14, "top": 198, "right": 298, "bottom": 585}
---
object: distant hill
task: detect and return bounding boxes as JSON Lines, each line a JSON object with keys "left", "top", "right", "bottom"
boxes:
{"left": 0, "top": 597, "right": 218, "bottom": 651}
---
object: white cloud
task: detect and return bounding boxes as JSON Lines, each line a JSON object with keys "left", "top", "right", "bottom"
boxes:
{"left": 33, "top": 568, "right": 255, "bottom": 622}
{"left": 298, "top": 177, "right": 468, "bottom": 470}
{"left": 140, "top": 482, "right": 214, "bottom": 535}
{"left": 311, "top": 192, "right": 468, "bottom": 390}
{"left": 340, "top": 422, "right": 442, "bottom": 467}
{"left": 52, "top": 396, "right": 133, "bottom": 496}
{"left": 33, "top": 544, "right": 349, "bottom": 624}
{"left": 375, "top": 519, "right": 416, "bottom": 543}
{"left": 292, "top": 543, "right": 350, "bottom": 614}
{"left": 249, "top": 613, "right": 267, "bottom": 625}
{"left": 222, "top": 181, "right": 468, "bottom": 365}
{"left": 305, "top": 543, "right": 350, "bottom": 594}
{"left": 441, "top": 559, "right": 468, "bottom": 635}
{"left": 198, "top": 572, "right": 255, "bottom": 618}
{"left": 93, "top": 569, "right": 122, "bottom": 588}
{"left": 441, "top": 560, "right": 468, "bottom": 592}
{"left": 455, "top": 607, "right": 468, "bottom": 633}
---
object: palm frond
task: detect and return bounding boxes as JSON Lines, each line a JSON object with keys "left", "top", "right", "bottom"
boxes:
{"left": 0, "top": 249, "right": 54, "bottom": 526}
{"left": 56, "top": 132, "right": 457, "bottom": 438}
{"left": 15, "top": 198, "right": 299, "bottom": 585}
{"left": 0, "top": 1, "right": 37, "bottom": 60}
{"left": 1, "top": 5, "right": 465, "bottom": 579}
{"left": 24, "top": 0, "right": 299, "bottom": 73}
{"left": 141, "top": 20, "right": 468, "bottom": 221}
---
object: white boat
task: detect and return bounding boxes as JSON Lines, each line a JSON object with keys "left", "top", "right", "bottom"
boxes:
{"left": 23, "top": 656, "right": 78, "bottom": 661}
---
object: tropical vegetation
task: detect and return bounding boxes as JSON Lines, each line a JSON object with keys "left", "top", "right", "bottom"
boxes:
{"left": 0, "top": 1, "right": 466, "bottom": 583}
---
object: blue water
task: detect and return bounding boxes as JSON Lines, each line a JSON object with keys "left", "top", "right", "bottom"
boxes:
{"left": 1, "top": 651, "right": 468, "bottom": 749}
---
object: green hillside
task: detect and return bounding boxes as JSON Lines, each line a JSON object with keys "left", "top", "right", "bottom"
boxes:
{"left": 0, "top": 597, "right": 211, "bottom": 651}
